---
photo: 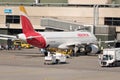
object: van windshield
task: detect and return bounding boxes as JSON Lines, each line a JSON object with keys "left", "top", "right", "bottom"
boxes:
{"left": 103, "top": 55, "right": 113, "bottom": 60}
{"left": 103, "top": 55, "right": 109, "bottom": 60}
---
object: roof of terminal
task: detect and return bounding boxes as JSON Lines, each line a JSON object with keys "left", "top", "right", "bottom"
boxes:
{"left": 0, "top": 0, "right": 67, "bottom": 3}
{"left": 0, "top": 0, "right": 120, "bottom": 8}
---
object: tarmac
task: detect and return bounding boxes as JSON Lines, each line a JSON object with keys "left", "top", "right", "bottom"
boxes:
{"left": 0, "top": 48, "right": 120, "bottom": 80}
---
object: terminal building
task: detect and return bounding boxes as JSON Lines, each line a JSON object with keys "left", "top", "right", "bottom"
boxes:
{"left": 0, "top": 0, "right": 120, "bottom": 47}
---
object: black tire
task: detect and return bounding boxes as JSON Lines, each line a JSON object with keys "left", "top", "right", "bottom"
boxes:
{"left": 112, "top": 62, "right": 117, "bottom": 67}
{"left": 56, "top": 59, "right": 59, "bottom": 64}
{"left": 84, "top": 52, "right": 87, "bottom": 55}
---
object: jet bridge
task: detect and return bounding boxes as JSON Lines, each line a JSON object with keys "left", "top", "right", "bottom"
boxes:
{"left": 41, "top": 18, "right": 93, "bottom": 32}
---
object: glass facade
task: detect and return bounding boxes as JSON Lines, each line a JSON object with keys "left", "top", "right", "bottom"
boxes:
{"left": 104, "top": 17, "right": 120, "bottom": 26}
{"left": 6, "top": 15, "right": 20, "bottom": 24}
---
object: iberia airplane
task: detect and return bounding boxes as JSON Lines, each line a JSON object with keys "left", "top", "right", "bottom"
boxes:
{"left": 0, "top": 6, "right": 99, "bottom": 54}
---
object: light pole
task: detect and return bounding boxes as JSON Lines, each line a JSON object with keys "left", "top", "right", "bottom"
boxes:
{"left": 6, "top": 23, "right": 10, "bottom": 35}
{"left": 6, "top": 23, "right": 12, "bottom": 50}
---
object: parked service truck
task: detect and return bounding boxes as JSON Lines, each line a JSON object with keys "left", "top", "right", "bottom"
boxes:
{"left": 99, "top": 48, "right": 120, "bottom": 67}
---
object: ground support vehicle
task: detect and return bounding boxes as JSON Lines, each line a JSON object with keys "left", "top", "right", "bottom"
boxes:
{"left": 44, "top": 52, "right": 66, "bottom": 65}
{"left": 13, "top": 40, "right": 33, "bottom": 49}
{"left": 99, "top": 48, "right": 120, "bottom": 67}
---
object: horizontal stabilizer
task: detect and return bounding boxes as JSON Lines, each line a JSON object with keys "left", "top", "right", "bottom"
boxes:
{"left": 27, "top": 36, "right": 42, "bottom": 39}
{"left": 0, "top": 34, "right": 17, "bottom": 40}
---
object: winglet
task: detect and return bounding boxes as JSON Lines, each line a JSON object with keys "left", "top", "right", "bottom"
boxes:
{"left": 19, "top": 6, "right": 27, "bottom": 15}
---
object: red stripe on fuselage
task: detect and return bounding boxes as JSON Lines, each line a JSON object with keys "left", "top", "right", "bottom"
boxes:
{"left": 21, "top": 15, "right": 46, "bottom": 48}
{"left": 26, "top": 32, "right": 46, "bottom": 48}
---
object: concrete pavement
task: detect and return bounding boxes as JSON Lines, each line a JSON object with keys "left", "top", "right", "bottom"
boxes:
{"left": 0, "top": 48, "right": 120, "bottom": 80}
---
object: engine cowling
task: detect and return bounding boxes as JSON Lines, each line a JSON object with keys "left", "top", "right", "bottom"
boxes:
{"left": 58, "top": 44, "right": 69, "bottom": 49}
{"left": 85, "top": 44, "right": 99, "bottom": 54}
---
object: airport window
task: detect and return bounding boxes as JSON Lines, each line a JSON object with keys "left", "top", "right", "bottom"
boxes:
{"left": 104, "top": 17, "right": 120, "bottom": 26}
{"left": 6, "top": 15, "right": 20, "bottom": 24}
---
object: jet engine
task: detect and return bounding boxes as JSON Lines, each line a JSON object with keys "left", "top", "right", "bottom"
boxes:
{"left": 85, "top": 44, "right": 99, "bottom": 54}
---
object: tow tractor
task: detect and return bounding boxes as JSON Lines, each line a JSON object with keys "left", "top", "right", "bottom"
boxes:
{"left": 44, "top": 51, "right": 67, "bottom": 65}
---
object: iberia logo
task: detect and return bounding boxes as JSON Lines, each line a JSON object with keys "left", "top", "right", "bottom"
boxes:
{"left": 77, "top": 33, "right": 89, "bottom": 37}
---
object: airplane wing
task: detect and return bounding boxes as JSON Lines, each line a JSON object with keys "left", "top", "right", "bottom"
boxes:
{"left": 0, "top": 37, "right": 9, "bottom": 40}
{"left": 98, "top": 40, "right": 117, "bottom": 44}
{"left": 104, "top": 40, "right": 117, "bottom": 43}
{"left": 0, "top": 34, "right": 17, "bottom": 40}
{"left": 58, "top": 42, "right": 81, "bottom": 49}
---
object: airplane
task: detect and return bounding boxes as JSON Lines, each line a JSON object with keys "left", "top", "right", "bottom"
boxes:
{"left": 0, "top": 6, "right": 99, "bottom": 55}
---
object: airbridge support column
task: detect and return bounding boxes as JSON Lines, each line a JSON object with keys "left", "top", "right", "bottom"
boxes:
{"left": 93, "top": 5, "right": 99, "bottom": 34}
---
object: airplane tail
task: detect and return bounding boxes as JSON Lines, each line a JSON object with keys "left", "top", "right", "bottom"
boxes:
{"left": 19, "top": 6, "right": 46, "bottom": 48}
{"left": 19, "top": 6, "right": 35, "bottom": 34}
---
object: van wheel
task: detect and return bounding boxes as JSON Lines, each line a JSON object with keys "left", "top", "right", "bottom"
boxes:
{"left": 112, "top": 62, "right": 117, "bottom": 67}
{"left": 56, "top": 59, "right": 59, "bottom": 64}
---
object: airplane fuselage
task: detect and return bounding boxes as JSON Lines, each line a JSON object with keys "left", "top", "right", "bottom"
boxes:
{"left": 18, "top": 31, "right": 97, "bottom": 49}
{"left": 41, "top": 31, "right": 97, "bottom": 47}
